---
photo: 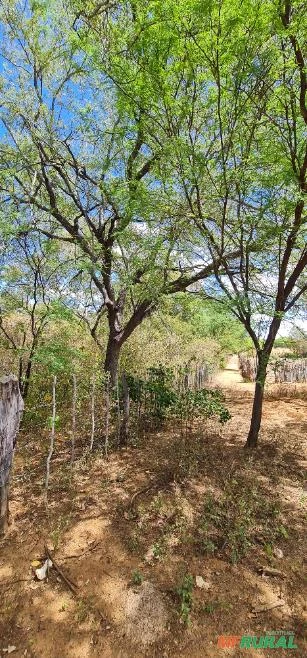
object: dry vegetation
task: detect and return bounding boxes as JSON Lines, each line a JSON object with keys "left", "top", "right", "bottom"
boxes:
{"left": 1, "top": 373, "right": 306, "bottom": 658}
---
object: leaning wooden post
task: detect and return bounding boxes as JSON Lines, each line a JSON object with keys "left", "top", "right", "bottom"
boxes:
{"left": 105, "top": 374, "right": 110, "bottom": 458}
{"left": 89, "top": 376, "right": 95, "bottom": 451}
{"left": 119, "top": 371, "right": 130, "bottom": 447}
{"left": 71, "top": 374, "right": 77, "bottom": 464}
{"left": 0, "top": 375, "right": 24, "bottom": 535}
{"left": 45, "top": 376, "right": 57, "bottom": 500}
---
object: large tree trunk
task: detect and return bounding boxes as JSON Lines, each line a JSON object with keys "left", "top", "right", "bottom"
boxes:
{"left": 104, "top": 299, "right": 154, "bottom": 387}
{"left": 0, "top": 375, "right": 24, "bottom": 535}
{"left": 104, "top": 336, "right": 121, "bottom": 388}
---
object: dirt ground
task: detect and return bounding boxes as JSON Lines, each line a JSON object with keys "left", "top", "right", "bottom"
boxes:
{"left": 0, "top": 360, "right": 306, "bottom": 658}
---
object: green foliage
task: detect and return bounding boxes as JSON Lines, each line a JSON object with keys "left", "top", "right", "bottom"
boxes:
{"left": 131, "top": 570, "right": 143, "bottom": 586}
{"left": 126, "top": 366, "right": 176, "bottom": 421}
{"left": 169, "top": 296, "right": 250, "bottom": 356}
{"left": 199, "top": 478, "right": 286, "bottom": 563}
{"left": 126, "top": 365, "right": 230, "bottom": 425}
{"left": 33, "top": 339, "right": 84, "bottom": 375}
{"left": 177, "top": 574, "right": 194, "bottom": 624}
{"left": 173, "top": 388, "right": 231, "bottom": 425}
{"left": 0, "top": 0, "right": 305, "bottom": 453}
{"left": 201, "top": 600, "right": 232, "bottom": 616}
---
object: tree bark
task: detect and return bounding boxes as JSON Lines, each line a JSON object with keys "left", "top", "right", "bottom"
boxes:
{"left": 104, "top": 300, "right": 154, "bottom": 386}
{"left": 245, "top": 379, "right": 265, "bottom": 448}
{"left": 0, "top": 375, "right": 24, "bottom": 534}
{"left": 104, "top": 336, "right": 121, "bottom": 388}
{"left": 21, "top": 336, "right": 37, "bottom": 400}
{"left": 0, "top": 480, "right": 10, "bottom": 535}
{"left": 119, "top": 371, "right": 130, "bottom": 447}
{"left": 245, "top": 312, "right": 282, "bottom": 448}
{"left": 245, "top": 348, "right": 271, "bottom": 448}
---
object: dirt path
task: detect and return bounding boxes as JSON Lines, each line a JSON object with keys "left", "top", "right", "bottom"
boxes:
{"left": 213, "top": 354, "right": 254, "bottom": 392}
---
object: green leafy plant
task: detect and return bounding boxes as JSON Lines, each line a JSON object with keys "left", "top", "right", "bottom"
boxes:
{"left": 127, "top": 367, "right": 230, "bottom": 428}
{"left": 152, "top": 540, "right": 165, "bottom": 559}
{"left": 131, "top": 570, "right": 144, "bottom": 586}
{"left": 177, "top": 574, "right": 194, "bottom": 624}
{"left": 201, "top": 600, "right": 232, "bottom": 615}
{"left": 172, "top": 388, "right": 231, "bottom": 424}
{"left": 198, "top": 479, "right": 287, "bottom": 563}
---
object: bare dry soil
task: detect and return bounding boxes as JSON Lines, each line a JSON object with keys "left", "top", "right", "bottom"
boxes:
{"left": 0, "top": 366, "right": 306, "bottom": 658}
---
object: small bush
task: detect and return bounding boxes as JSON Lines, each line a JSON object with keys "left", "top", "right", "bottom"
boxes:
{"left": 127, "top": 366, "right": 231, "bottom": 426}
{"left": 177, "top": 574, "right": 194, "bottom": 624}
{"left": 131, "top": 570, "right": 143, "bottom": 586}
{"left": 198, "top": 478, "right": 287, "bottom": 563}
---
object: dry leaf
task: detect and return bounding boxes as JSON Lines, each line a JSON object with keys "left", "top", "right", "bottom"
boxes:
{"left": 3, "top": 647, "right": 17, "bottom": 654}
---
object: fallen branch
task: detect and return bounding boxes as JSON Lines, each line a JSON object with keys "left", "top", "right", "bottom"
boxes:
{"left": 43, "top": 547, "right": 111, "bottom": 626}
{"left": 0, "top": 578, "right": 32, "bottom": 595}
{"left": 62, "top": 540, "right": 101, "bottom": 560}
{"left": 257, "top": 566, "right": 285, "bottom": 577}
{"left": 45, "top": 545, "right": 78, "bottom": 594}
{"left": 125, "top": 482, "right": 161, "bottom": 519}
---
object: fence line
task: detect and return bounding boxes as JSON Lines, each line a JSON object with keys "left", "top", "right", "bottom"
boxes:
{"left": 17, "top": 361, "right": 217, "bottom": 499}
{"left": 239, "top": 353, "right": 307, "bottom": 383}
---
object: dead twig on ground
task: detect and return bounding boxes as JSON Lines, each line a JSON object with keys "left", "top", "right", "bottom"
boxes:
{"left": 0, "top": 577, "right": 30, "bottom": 590}
{"left": 125, "top": 479, "right": 173, "bottom": 519}
{"left": 44, "top": 545, "right": 78, "bottom": 594}
{"left": 61, "top": 540, "right": 102, "bottom": 560}
{"left": 257, "top": 566, "right": 285, "bottom": 577}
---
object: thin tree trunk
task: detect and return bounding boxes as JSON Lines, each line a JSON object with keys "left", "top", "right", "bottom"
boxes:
{"left": 89, "top": 377, "right": 95, "bottom": 451}
{"left": 71, "top": 374, "right": 77, "bottom": 464}
{"left": 245, "top": 351, "right": 269, "bottom": 448}
{"left": 245, "top": 315, "right": 281, "bottom": 448}
{"left": 245, "top": 380, "right": 265, "bottom": 448}
{"left": 105, "top": 375, "right": 110, "bottom": 458}
{"left": 116, "top": 378, "right": 121, "bottom": 446}
{"left": 21, "top": 334, "right": 39, "bottom": 400}
{"left": 45, "top": 376, "right": 56, "bottom": 499}
{"left": 0, "top": 375, "right": 24, "bottom": 535}
{"left": 119, "top": 371, "right": 130, "bottom": 446}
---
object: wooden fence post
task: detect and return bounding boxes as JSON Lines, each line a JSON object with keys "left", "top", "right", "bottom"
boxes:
{"left": 89, "top": 376, "right": 95, "bottom": 451}
{"left": 71, "top": 374, "right": 77, "bottom": 464}
{"left": 105, "top": 374, "right": 110, "bottom": 458}
{"left": 45, "top": 376, "right": 57, "bottom": 500}
{"left": 0, "top": 375, "right": 24, "bottom": 535}
{"left": 119, "top": 371, "right": 130, "bottom": 447}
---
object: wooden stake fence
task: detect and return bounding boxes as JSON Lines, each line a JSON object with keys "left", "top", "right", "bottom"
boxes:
{"left": 45, "top": 375, "right": 56, "bottom": 500}
{"left": 0, "top": 375, "right": 24, "bottom": 534}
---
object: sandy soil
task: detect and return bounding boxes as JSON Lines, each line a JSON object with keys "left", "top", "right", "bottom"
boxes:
{"left": 213, "top": 355, "right": 255, "bottom": 391}
{"left": 0, "top": 362, "right": 306, "bottom": 658}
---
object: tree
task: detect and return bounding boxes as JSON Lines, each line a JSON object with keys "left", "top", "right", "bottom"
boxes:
{"left": 165, "top": 294, "right": 249, "bottom": 357}
{"left": 0, "top": 0, "right": 240, "bottom": 386}
{"left": 165, "top": 0, "right": 306, "bottom": 447}
{"left": 0, "top": 231, "right": 73, "bottom": 399}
